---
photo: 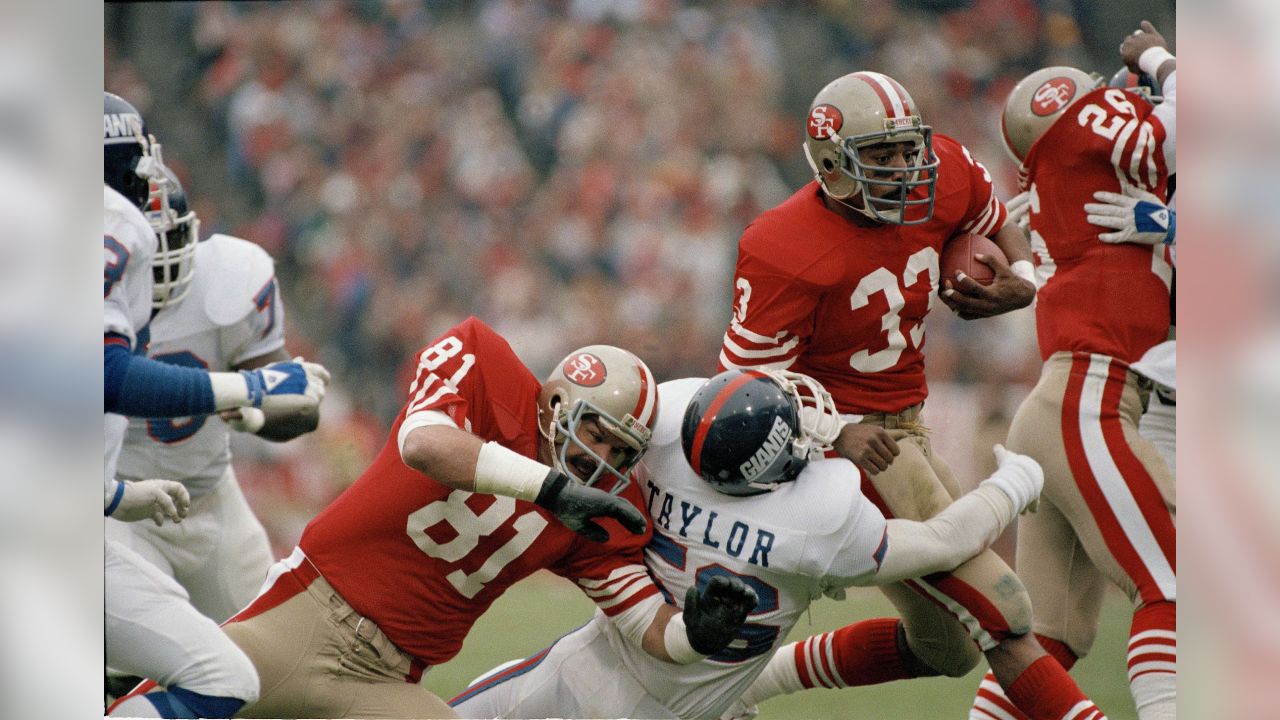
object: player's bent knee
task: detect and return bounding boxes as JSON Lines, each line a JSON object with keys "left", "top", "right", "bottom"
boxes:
{"left": 901, "top": 622, "right": 982, "bottom": 678}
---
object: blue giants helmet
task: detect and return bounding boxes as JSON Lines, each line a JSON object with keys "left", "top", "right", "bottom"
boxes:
{"left": 681, "top": 369, "right": 842, "bottom": 496}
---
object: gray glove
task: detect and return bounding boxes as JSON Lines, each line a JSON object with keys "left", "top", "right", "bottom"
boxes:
{"left": 534, "top": 470, "right": 646, "bottom": 542}
{"left": 683, "top": 575, "right": 759, "bottom": 655}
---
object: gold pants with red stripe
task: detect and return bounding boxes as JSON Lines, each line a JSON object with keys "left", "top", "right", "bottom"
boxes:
{"left": 1009, "top": 351, "right": 1176, "bottom": 657}
{"left": 858, "top": 406, "right": 1031, "bottom": 676}
{"left": 221, "top": 550, "right": 457, "bottom": 719}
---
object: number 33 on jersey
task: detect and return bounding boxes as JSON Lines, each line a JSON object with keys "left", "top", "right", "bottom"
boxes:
{"left": 719, "top": 135, "right": 1008, "bottom": 414}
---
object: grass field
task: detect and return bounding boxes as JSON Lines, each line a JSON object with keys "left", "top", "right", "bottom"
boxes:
{"left": 423, "top": 571, "right": 1138, "bottom": 719}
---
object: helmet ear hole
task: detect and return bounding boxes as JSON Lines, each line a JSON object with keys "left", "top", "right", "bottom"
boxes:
{"left": 821, "top": 157, "right": 836, "bottom": 171}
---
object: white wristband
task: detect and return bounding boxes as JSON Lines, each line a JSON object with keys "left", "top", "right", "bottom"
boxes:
{"left": 663, "top": 612, "right": 707, "bottom": 665}
{"left": 1138, "top": 47, "right": 1175, "bottom": 78}
{"left": 473, "top": 441, "right": 551, "bottom": 501}
{"left": 209, "top": 371, "right": 251, "bottom": 411}
{"left": 1010, "top": 260, "right": 1036, "bottom": 287}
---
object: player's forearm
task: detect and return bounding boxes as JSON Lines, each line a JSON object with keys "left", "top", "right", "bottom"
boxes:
{"left": 254, "top": 404, "right": 320, "bottom": 442}
{"left": 871, "top": 485, "right": 1015, "bottom": 584}
{"left": 990, "top": 222, "right": 1033, "bottom": 266}
{"left": 641, "top": 602, "right": 681, "bottom": 662}
{"left": 401, "top": 424, "right": 485, "bottom": 491}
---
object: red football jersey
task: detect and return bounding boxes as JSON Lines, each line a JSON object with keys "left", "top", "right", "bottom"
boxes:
{"left": 1023, "top": 87, "right": 1173, "bottom": 362}
{"left": 719, "top": 135, "right": 1006, "bottom": 414}
{"left": 300, "top": 317, "right": 657, "bottom": 666}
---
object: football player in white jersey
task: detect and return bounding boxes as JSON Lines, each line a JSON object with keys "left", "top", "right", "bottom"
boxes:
{"left": 107, "top": 165, "right": 318, "bottom": 626}
{"left": 103, "top": 92, "right": 328, "bottom": 719}
{"left": 450, "top": 369, "right": 1048, "bottom": 720}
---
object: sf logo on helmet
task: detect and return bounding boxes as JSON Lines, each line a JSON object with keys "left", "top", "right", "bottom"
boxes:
{"left": 807, "top": 104, "right": 844, "bottom": 140}
{"left": 1031, "top": 78, "right": 1077, "bottom": 116}
{"left": 563, "top": 353, "right": 607, "bottom": 387}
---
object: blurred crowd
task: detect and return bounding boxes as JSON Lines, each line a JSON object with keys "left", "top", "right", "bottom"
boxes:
{"left": 105, "top": 0, "right": 1165, "bottom": 554}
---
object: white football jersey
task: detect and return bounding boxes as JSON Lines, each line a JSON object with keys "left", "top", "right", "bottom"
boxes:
{"left": 116, "top": 234, "right": 285, "bottom": 498}
{"left": 600, "top": 378, "right": 890, "bottom": 719}
{"left": 105, "top": 185, "right": 157, "bottom": 501}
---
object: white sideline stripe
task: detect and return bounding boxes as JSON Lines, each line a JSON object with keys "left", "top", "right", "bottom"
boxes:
{"left": 718, "top": 351, "right": 796, "bottom": 372}
{"left": 970, "top": 697, "right": 1019, "bottom": 720}
{"left": 1128, "top": 629, "right": 1177, "bottom": 645}
{"left": 1078, "top": 356, "right": 1177, "bottom": 599}
{"left": 722, "top": 333, "right": 799, "bottom": 359}
{"left": 1128, "top": 660, "right": 1177, "bottom": 680}
{"left": 910, "top": 579, "right": 996, "bottom": 650}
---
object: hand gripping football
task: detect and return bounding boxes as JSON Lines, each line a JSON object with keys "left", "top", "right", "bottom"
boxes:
{"left": 940, "top": 233, "right": 1007, "bottom": 286}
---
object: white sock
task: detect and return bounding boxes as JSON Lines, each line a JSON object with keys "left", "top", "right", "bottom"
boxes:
{"left": 738, "top": 642, "right": 804, "bottom": 707}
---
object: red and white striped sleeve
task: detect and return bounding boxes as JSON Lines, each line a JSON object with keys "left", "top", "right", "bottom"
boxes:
{"left": 717, "top": 246, "right": 817, "bottom": 372}
{"left": 576, "top": 563, "right": 662, "bottom": 617}
{"left": 957, "top": 144, "right": 1008, "bottom": 237}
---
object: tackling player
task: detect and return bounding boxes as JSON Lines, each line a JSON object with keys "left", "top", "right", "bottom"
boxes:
{"left": 713, "top": 71, "right": 1093, "bottom": 717}
{"left": 103, "top": 92, "right": 327, "bottom": 719}
{"left": 449, "top": 369, "right": 1072, "bottom": 720}
{"left": 108, "top": 166, "right": 320, "bottom": 627}
{"left": 197, "top": 318, "right": 756, "bottom": 718}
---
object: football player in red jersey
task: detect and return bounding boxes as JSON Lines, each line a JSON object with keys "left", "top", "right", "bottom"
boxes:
{"left": 160, "top": 317, "right": 756, "bottom": 719}
{"left": 967, "top": 24, "right": 1177, "bottom": 720}
{"left": 717, "top": 72, "right": 1109, "bottom": 720}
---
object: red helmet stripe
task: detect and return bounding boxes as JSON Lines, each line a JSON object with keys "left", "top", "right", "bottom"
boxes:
{"left": 853, "top": 72, "right": 908, "bottom": 118}
{"left": 689, "top": 372, "right": 764, "bottom": 475}
{"left": 630, "top": 360, "right": 657, "bottom": 428}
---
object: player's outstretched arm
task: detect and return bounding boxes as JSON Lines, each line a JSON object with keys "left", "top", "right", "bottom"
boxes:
{"left": 105, "top": 339, "right": 329, "bottom": 418}
{"left": 1121, "top": 21, "right": 1175, "bottom": 87}
{"left": 402, "top": 425, "right": 646, "bottom": 542}
{"left": 870, "top": 445, "right": 1043, "bottom": 584}
{"left": 222, "top": 349, "right": 324, "bottom": 441}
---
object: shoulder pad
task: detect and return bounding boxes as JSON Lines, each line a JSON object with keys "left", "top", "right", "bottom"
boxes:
{"left": 653, "top": 378, "right": 707, "bottom": 447}
{"left": 199, "top": 234, "right": 278, "bottom": 326}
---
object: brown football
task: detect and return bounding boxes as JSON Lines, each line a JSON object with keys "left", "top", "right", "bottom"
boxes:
{"left": 940, "top": 233, "right": 1007, "bottom": 286}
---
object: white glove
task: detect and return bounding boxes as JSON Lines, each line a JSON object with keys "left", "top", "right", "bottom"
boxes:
{"left": 211, "top": 357, "right": 330, "bottom": 413}
{"left": 221, "top": 406, "right": 266, "bottom": 433}
{"left": 1084, "top": 183, "right": 1175, "bottom": 245}
{"left": 981, "top": 444, "right": 1043, "bottom": 515}
{"left": 1005, "top": 191, "right": 1031, "bottom": 231}
{"left": 113, "top": 479, "right": 191, "bottom": 526}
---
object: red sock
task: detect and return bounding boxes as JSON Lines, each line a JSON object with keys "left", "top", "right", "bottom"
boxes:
{"left": 1036, "top": 633, "right": 1078, "bottom": 671}
{"left": 795, "top": 617, "right": 912, "bottom": 688}
{"left": 972, "top": 635, "right": 1081, "bottom": 720}
{"left": 1005, "top": 656, "right": 1107, "bottom": 720}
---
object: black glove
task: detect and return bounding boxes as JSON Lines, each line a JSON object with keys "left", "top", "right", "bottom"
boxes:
{"left": 534, "top": 469, "right": 647, "bottom": 543}
{"left": 683, "top": 575, "right": 759, "bottom": 655}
